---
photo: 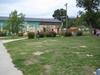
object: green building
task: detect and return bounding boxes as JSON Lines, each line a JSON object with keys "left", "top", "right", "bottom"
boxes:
{"left": 0, "top": 17, "right": 61, "bottom": 33}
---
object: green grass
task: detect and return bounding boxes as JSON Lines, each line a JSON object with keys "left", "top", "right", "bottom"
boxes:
{"left": 4, "top": 36, "right": 100, "bottom": 75}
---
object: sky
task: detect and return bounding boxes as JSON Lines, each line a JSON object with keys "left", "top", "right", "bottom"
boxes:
{"left": 0, "top": 0, "right": 84, "bottom": 18}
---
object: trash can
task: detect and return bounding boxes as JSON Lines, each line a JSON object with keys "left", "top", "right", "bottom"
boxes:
{"left": 96, "top": 68, "right": 100, "bottom": 75}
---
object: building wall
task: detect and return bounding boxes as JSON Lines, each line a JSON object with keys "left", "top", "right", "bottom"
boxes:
{"left": 24, "top": 21, "right": 40, "bottom": 32}
{"left": 0, "top": 21, "right": 5, "bottom": 31}
{"left": 0, "top": 20, "right": 61, "bottom": 33}
{"left": 39, "top": 25, "right": 60, "bottom": 33}
{"left": 25, "top": 21, "right": 61, "bottom": 33}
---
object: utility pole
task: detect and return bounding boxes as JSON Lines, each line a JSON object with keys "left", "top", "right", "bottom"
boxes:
{"left": 65, "top": 3, "right": 68, "bottom": 28}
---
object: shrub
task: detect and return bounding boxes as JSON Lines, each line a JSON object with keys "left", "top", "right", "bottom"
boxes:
{"left": 76, "top": 31, "right": 83, "bottom": 36}
{"left": 28, "top": 32, "right": 35, "bottom": 39}
{"left": 37, "top": 32, "right": 45, "bottom": 38}
{"left": 46, "top": 31, "right": 56, "bottom": 37}
{"left": 64, "top": 31, "right": 72, "bottom": 37}
{"left": 0, "top": 31, "right": 6, "bottom": 37}
{"left": 51, "top": 31, "right": 57, "bottom": 37}
{"left": 18, "top": 33, "right": 23, "bottom": 37}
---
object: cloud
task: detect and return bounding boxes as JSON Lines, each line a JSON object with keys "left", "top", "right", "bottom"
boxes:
{"left": 0, "top": 0, "right": 84, "bottom": 18}
{"left": 0, "top": 0, "right": 21, "bottom": 4}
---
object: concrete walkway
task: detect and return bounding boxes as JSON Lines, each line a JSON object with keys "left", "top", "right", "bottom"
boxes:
{"left": 2, "top": 38, "right": 27, "bottom": 43}
{"left": 0, "top": 40, "right": 23, "bottom": 75}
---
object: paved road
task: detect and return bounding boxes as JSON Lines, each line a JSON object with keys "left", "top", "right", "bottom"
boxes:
{"left": 0, "top": 41, "right": 23, "bottom": 75}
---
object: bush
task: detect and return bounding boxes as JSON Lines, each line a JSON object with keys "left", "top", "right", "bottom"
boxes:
{"left": 0, "top": 31, "right": 6, "bottom": 37}
{"left": 46, "top": 31, "right": 56, "bottom": 37}
{"left": 51, "top": 31, "right": 57, "bottom": 37}
{"left": 64, "top": 31, "right": 72, "bottom": 37}
{"left": 37, "top": 32, "right": 45, "bottom": 38}
{"left": 28, "top": 32, "right": 35, "bottom": 39}
{"left": 76, "top": 31, "right": 83, "bottom": 36}
{"left": 18, "top": 33, "right": 23, "bottom": 37}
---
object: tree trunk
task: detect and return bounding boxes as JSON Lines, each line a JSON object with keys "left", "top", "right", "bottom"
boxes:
{"left": 89, "top": 24, "right": 93, "bottom": 35}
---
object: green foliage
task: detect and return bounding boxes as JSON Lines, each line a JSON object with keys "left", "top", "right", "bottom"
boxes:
{"left": 74, "top": 16, "right": 87, "bottom": 27}
{"left": 53, "top": 9, "right": 66, "bottom": 20}
{"left": 36, "top": 31, "right": 57, "bottom": 38}
{"left": 76, "top": 31, "right": 83, "bottom": 36}
{"left": 82, "top": 11, "right": 100, "bottom": 29}
{"left": 53, "top": 9, "right": 66, "bottom": 28}
{"left": 94, "top": 11, "right": 100, "bottom": 29}
{"left": 0, "top": 31, "right": 6, "bottom": 37}
{"left": 76, "top": 0, "right": 100, "bottom": 11}
{"left": 46, "top": 31, "right": 57, "bottom": 37}
{"left": 28, "top": 32, "right": 35, "bottom": 39}
{"left": 64, "top": 31, "right": 72, "bottom": 37}
{"left": 37, "top": 31, "right": 45, "bottom": 38}
{"left": 76, "top": 0, "right": 100, "bottom": 29}
{"left": 68, "top": 18, "right": 76, "bottom": 27}
{"left": 18, "top": 32, "right": 23, "bottom": 37}
{"left": 6, "top": 10, "right": 25, "bottom": 35}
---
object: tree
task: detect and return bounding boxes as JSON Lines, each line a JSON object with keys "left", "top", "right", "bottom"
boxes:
{"left": 74, "top": 14, "right": 87, "bottom": 27}
{"left": 53, "top": 9, "right": 66, "bottom": 20}
{"left": 53, "top": 9, "right": 66, "bottom": 27}
{"left": 76, "top": 0, "right": 100, "bottom": 29}
{"left": 6, "top": 10, "right": 25, "bottom": 35}
{"left": 67, "top": 18, "right": 76, "bottom": 27}
{"left": 76, "top": 0, "right": 100, "bottom": 11}
{"left": 94, "top": 11, "right": 100, "bottom": 28}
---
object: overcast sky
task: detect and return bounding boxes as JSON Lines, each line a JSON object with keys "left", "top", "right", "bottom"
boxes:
{"left": 0, "top": 0, "right": 84, "bottom": 18}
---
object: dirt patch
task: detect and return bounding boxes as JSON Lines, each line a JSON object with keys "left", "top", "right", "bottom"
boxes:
{"left": 24, "top": 55, "right": 39, "bottom": 65}
{"left": 71, "top": 47, "right": 78, "bottom": 49}
{"left": 35, "top": 45, "right": 43, "bottom": 48}
{"left": 83, "top": 66, "right": 95, "bottom": 75}
{"left": 86, "top": 54, "right": 93, "bottom": 57}
{"left": 24, "top": 50, "right": 52, "bottom": 66}
{"left": 33, "top": 50, "right": 52, "bottom": 56}
{"left": 49, "top": 39, "right": 57, "bottom": 42}
{"left": 43, "top": 39, "right": 57, "bottom": 42}
{"left": 72, "top": 52, "right": 81, "bottom": 54}
{"left": 42, "top": 40, "right": 48, "bottom": 43}
{"left": 43, "top": 65, "right": 51, "bottom": 75}
{"left": 80, "top": 45, "right": 87, "bottom": 48}
{"left": 24, "top": 56, "right": 39, "bottom": 65}
{"left": 20, "top": 52, "right": 27, "bottom": 55}
{"left": 33, "top": 51, "right": 44, "bottom": 56}
{"left": 26, "top": 42, "right": 43, "bottom": 46}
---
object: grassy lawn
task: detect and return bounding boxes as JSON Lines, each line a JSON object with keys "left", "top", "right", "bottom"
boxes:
{"left": 4, "top": 36, "right": 100, "bottom": 75}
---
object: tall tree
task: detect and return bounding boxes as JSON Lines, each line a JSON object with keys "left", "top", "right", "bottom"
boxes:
{"left": 53, "top": 9, "right": 66, "bottom": 27}
{"left": 76, "top": 0, "right": 100, "bottom": 11}
{"left": 7, "top": 10, "right": 25, "bottom": 35}
{"left": 76, "top": 0, "right": 100, "bottom": 29}
{"left": 94, "top": 11, "right": 100, "bottom": 28}
{"left": 53, "top": 9, "right": 66, "bottom": 20}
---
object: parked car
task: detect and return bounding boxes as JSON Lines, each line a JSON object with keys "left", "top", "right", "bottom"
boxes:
{"left": 96, "top": 29, "right": 100, "bottom": 36}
